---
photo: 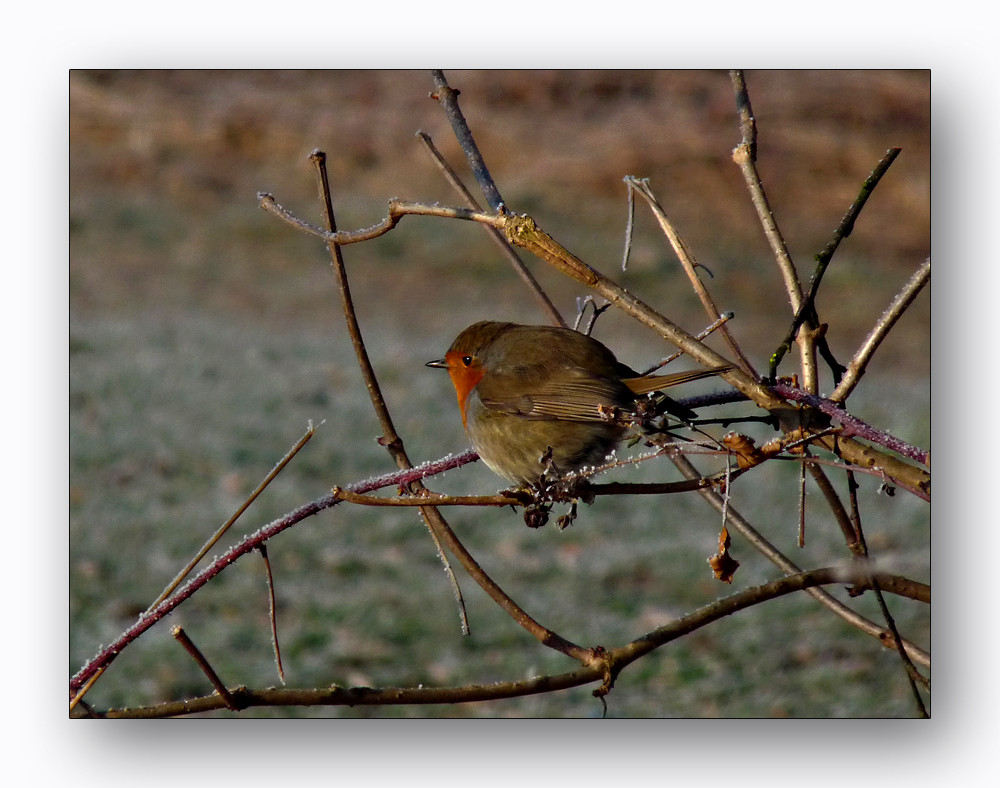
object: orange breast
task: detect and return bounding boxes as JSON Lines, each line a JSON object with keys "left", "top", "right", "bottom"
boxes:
{"left": 444, "top": 350, "right": 486, "bottom": 429}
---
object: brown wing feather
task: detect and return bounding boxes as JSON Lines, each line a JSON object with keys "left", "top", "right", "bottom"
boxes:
{"left": 469, "top": 321, "right": 732, "bottom": 422}
{"left": 478, "top": 368, "right": 630, "bottom": 422}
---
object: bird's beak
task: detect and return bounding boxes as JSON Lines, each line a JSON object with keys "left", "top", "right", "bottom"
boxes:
{"left": 426, "top": 358, "right": 449, "bottom": 370}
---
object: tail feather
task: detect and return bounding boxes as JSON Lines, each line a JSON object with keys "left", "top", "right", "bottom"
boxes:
{"left": 622, "top": 364, "right": 733, "bottom": 396}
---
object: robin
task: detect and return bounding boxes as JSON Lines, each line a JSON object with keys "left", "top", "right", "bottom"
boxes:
{"left": 427, "top": 321, "right": 732, "bottom": 485}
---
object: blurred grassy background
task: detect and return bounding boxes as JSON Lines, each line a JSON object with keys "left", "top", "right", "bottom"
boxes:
{"left": 69, "top": 70, "right": 929, "bottom": 717}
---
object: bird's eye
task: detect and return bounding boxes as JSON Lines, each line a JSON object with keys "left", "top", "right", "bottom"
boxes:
{"left": 461, "top": 355, "right": 473, "bottom": 366}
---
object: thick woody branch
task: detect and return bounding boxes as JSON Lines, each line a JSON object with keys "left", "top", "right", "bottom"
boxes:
{"left": 83, "top": 565, "right": 923, "bottom": 718}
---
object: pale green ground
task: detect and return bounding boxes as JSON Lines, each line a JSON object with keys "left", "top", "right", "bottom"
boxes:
{"left": 69, "top": 70, "right": 929, "bottom": 717}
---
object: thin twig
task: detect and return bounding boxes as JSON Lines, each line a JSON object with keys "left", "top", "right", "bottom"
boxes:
{"left": 259, "top": 191, "right": 402, "bottom": 242}
{"left": 624, "top": 176, "right": 757, "bottom": 377}
{"left": 845, "top": 472, "right": 930, "bottom": 710}
{"left": 416, "top": 131, "right": 566, "bottom": 327}
{"left": 831, "top": 257, "right": 931, "bottom": 403}
{"left": 798, "top": 453, "right": 807, "bottom": 548}
{"left": 588, "top": 476, "right": 731, "bottom": 496}
{"left": 622, "top": 176, "right": 637, "bottom": 271}
{"left": 145, "top": 421, "right": 318, "bottom": 616}
{"left": 429, "top": 70, "right": 505, "bottom": 211}
{"left": 770, "top": 148, "right": 901, "bottom": 385}
{"left": 729, "top": 70, "right": 804, "bottom": 311}
{"left": 574, "top": 296, "right": 611, "bottom": 334}
{"left": 258, "top": 192, "right": 498, "bottom": 245}
{"left": 639, "top": 312, "right": 736, "bottom": 375}
{"left": 333, "top": 487, "right": 521, "bottom": 508}
{"left": 817, "top": 149, "right": 903, "bottom": 265}
{"left": 69, "top": 667, "right": 106, "bottom": 712}
{"left": 331, "top": 473, "right": 730, "bottom": 509}
{"left": 729, "top": 70, "right": 818, "bottom": 393}
{"left": 173, "top": 626, "right": 239, "bottom": 711}
{"left": 259, "top": 545, "right": 284, "bottom": 685}
{"left": 806, "top": 462, "right": 863, "bottom": 552}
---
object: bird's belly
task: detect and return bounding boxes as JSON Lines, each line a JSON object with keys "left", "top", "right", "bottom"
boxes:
{"left": 466, "top": 408, "right": 624, "bottom": 485}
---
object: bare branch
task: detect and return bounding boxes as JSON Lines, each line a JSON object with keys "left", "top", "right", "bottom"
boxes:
{"left": 69, "top": 449, "right": 481, "bottom": 698}
{"left": 416, "top": 131, "right": 566, "bottom": 327}
{"left": 145, "top": 421, "right": 318, "bottom": 616}
{"left": 729, "top": 70, "right": 805, "bottom": 310}
{"left": 845, "top": 472, "right": 930, "bottom": 712}
{"left": 624, "top": 176, "right": 757, "bottom": 377}
{"left": 769, "top": 148, "right": 902, "bottom": 385}
{"left": 729, "top": 70, "right": 818, "bottom": 393}
{"left": 259, "top": 545, "right": 284, "bottom": 685}
{"left": 429, "top": 70, "right": 505, "bottom": 211}
{"left": 85, "top": 565, "right": 918, "bottom": 718}
{"left": 172, "top": 627, "right": 240, "bottom": 712}
{"left": 258, "top": 191, "right": 400, "bottom": 243}
{"left": 666, "top": 446, "right": 930, "bottom": 668}
{"left": 832, "top": 257, "right": 931, "bottom": 403}
{"left": 332, "top": 487, "right": 521, "bottom": 508}
{"left": 772, "top": 382, "right": 929, "bottom": 467}
{"left": 310, "top": 150, "right": 472, "bottom": 633}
